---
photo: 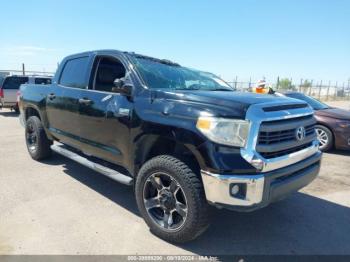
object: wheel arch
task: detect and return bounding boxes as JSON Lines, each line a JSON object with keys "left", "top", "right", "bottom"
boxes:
{"left": 133, "top": 133, "right": 206, "bottom": 178}
{"left": 24, "top": 105, "right": 53, "bottom": 140}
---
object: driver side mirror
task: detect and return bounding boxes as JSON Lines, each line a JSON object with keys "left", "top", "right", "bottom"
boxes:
{"left": 112, "top": 78, "right": 133, "bottom": 96}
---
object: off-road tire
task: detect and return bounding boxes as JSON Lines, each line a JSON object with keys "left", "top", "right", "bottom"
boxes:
{"left": 25, "top": 116, "right": 52, "bottom": 160}
{"left": 135, "top": 155, "right": 210, "bottom": 243}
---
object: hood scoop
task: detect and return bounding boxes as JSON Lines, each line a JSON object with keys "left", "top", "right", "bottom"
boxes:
{"left": 263, "top": 103, "right": 308, "bottom": 112}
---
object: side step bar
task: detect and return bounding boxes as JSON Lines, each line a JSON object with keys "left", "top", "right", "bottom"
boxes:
{"left": 51, "top": 144, "right": 133, "bottom": 186}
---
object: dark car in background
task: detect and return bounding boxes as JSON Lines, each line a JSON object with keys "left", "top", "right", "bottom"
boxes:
{"left": 281, "top": 92, "right": 350, "bottom": 152}
{"left": 0, "top": 75, "right": 52, "bottom": 113}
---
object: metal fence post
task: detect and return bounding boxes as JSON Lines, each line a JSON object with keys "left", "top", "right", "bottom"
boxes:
{"left": 334, "top": 81, "right": 338, "bottom": 100}
{"left": 309, "top": 80, "right": 313, "bottom": 96}
{"left": 326, "top": 81, "right": 330, "bottom": 101}
{"left": 318, "top": 80, "right": 322, "bottom": 100}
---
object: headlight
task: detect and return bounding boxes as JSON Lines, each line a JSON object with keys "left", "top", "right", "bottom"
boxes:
{"left": 196, "top": 116, "right": 251, "bottom": 147}
{"left": 336, "top": 120, "right": 350, "bottom": 128}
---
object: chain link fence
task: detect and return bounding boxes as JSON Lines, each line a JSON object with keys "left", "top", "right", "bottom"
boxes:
{"left": 226, "top": 77, "right": 350, "bottom": 101}
{"left": 1, "top": 68, "right": 349, "bottom": 102}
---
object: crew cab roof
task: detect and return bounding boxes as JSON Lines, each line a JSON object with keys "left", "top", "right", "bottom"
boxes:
{"left": 62, "top": 49, "right": 180, "bottom": 66}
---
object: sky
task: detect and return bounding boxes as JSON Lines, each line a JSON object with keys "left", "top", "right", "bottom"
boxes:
{"left": 0, "top": 0, "right": 349, "bottom": 84}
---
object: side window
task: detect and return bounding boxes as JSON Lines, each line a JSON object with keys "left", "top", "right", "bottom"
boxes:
{"left": 59, "top": 56, "right": 89, "bottom": 89}
{"left": 93, "top": 57, "right": 126, "bottom": 92}
{"left": 35, "top": 78, "right": 52, "bottom": 85}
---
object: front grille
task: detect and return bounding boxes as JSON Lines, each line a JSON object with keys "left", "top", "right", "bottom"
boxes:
{"left": 259, "top": 124, "right": 315, "bottom": 145}
{"left": 257, "top": 115, "right": 316, "bottom": 159}
{"left": 260, "top": 142, "right": 313, "bottom": 159}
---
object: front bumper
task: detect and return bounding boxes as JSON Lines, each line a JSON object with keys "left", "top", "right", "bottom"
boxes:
{"left": 201, "top": 151, "right": 322, "bottom": 211}
{"left": 335, "top": 126, "right": 350, "bottom": 150}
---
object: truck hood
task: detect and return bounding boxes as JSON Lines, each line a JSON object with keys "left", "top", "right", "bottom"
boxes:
{"left": 316, "top": 107, "right": 350, "bottom": 120}
{"left": 153, "top": 90, "right": 305, "bottom": 118}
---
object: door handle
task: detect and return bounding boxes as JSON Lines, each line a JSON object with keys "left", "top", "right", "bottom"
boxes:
{"left": 48, "top": 93, "right": 56, "bottom": 100}
{"left": 79, "top": 98, "right": 92, "bottom": 105}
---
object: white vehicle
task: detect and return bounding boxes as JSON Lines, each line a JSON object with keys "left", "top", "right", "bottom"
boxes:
{"left": 0, "top": 75, "right": 51, "bottom": 113}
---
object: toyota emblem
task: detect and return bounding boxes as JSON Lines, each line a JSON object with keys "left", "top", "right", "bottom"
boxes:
{"left": 295, "top": 126, "right": 306, "bottom": 141}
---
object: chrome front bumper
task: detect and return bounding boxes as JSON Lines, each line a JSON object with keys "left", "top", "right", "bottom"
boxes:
{"left": 201, "top": 170, "right": 265, "bottom": 206}
{"left": 201, "top": 150, "right": 321, "bottom": 209}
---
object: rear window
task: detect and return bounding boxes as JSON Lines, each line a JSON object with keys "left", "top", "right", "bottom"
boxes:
{"left": 59, "top": 56, "right": 90, "bottom": 89}
{"left": 35, "top": 78, "right": 52, "bottom": 85}
{"left": 2, "top": 77, "right": 29, "bottom": 89}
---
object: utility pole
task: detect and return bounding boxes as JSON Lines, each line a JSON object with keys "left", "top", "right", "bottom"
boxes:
{"left": 22, "top": 63, "right": 25, "bottom": 75}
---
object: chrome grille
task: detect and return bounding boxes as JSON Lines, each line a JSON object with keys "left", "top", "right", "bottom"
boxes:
{"left": 259, "top": 124, "right": 315, "bottom": 145}
{"left": 259, "top": 142, "right": 313, "bottom": 159}
{"left": 257, "top": 115, "right": 317, "bottom": 159}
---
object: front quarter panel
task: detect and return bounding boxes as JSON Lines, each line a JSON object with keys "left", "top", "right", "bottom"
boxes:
{"left": 130, "top": 92, "right": 256, "bottom": 174}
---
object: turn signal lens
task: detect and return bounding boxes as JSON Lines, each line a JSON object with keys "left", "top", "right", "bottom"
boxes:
{"left": 196, "top": 118, "right": 211, "bottom": 130}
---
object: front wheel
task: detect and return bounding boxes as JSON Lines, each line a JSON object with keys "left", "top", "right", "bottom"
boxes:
{"left": 315, "top": 125, "right": 333, "bottom": 152}
{"left": 135, "top": 155, "right": 210, "bottom": 243}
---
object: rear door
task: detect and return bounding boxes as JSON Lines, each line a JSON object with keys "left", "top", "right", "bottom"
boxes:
{"left": 2, "top": 76, "right": 28, "bottom": 105}
{"left": 46, "top": 55, "right": 93, "bottom": 148}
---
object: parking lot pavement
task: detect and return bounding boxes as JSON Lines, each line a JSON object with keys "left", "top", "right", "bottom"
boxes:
{"left": 0, "top": 107, "right": 350, "bottom": 255}
{"left": 326, "top": 100, "right": 350, "bottom": 110}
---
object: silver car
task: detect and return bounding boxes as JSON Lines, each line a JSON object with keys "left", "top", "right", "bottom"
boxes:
{"left": 0, "top": 75, "right": 52, "bottom": 112}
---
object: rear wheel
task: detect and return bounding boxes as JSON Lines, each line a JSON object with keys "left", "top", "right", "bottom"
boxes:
{"left": 25, "top": 116, "right": 52, "bottom": 160}
{"left": 315, "top": 124, "right": 333, "bottom": 152}
{"left": 135, "top": 155, "right": 210, "bottom": 243}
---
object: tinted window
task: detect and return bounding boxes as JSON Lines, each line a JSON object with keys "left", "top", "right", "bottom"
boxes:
{"left": 286, "top": 93, "right": 329, "bottom": 110}
{"left": 59, "top": 57, "right": 89, "bottom": 88}
{"left": 3, "top": 77, "right": 29, "bottom": 89}
{"left": 35, "top": 78, "right": 52, "bottom": 85}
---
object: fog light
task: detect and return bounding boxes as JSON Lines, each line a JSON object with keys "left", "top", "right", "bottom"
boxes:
{"left": 230, "top": 183, "right": 247, "bottom": 198}
{"left": 231, "top": 185, "right": 240, "bottom": 195}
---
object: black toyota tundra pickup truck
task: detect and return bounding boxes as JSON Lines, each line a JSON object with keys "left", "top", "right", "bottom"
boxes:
{"left": 19, "top": 50, "right": 322, "bottom": 243}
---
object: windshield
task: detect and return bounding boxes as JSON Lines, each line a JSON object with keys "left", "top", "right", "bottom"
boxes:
{"left": 286, "top": 93, "right": 329, "bottom": 110}
{"left": 130, "top": 56, "right": 233, "bottom": 91}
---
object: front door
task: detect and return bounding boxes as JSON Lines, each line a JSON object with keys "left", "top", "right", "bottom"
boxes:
{"left": 78, "top": 55, "right": 133, "bottom": 166}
